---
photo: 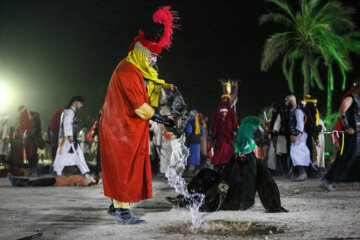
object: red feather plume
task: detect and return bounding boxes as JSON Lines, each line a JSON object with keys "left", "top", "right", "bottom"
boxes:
{"left": 129, "top": 6, "right": 179, "bottom": 54}
{"left": 153, "top": 6, "right": 179, "bottom": 49}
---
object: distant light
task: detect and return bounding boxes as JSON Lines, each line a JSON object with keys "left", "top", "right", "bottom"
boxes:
{"left": 0, "top": 87, "right": 9, "bottom": 107}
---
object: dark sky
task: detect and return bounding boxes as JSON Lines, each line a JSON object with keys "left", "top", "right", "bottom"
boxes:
{"left": 0, "top": 0, "right": 360, "bottom": 128}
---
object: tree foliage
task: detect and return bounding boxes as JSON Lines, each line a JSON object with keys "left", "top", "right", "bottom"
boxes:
{"left": 260, "top": 0, "right": 360, "bottom": 99}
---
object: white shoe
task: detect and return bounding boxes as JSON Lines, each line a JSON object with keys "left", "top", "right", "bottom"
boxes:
{"left": 85, "top": 173, "right": 96, "bottom": 184}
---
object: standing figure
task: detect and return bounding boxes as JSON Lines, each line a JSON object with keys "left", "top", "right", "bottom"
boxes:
{"left": 100, "top": 6, "right": 178, "bottom": 225}
{"left": 303, "top": 97, "right": 325, "bottom": 169}
{"left": 211, "top": 94, "right": 238, "bottom": 170}
{"left": 316, "top": 119, "right": 326, "bottom": 168}
{"left": 0, "top": 115, "right": 9, "bottom": 163}
{"left": 78, "top": 127, "right": 88, "bottom": 155}
{"left": 18, "top": 106, "right": 42, "bottom": 175}
{"left": 322, "top": 81, "right": 360, "bottom": 191}
{"left": 198, "top": 113, "right": 209, "bottom": 168}
{"left": 269, "top": 104, "right": 290, "bottom": 175}
{"left": 87, "top": 111, "right": 102, "bottom": 176}
{"left": 302, "top": 98, "right": 322, "bottom": 166}
{"left": 285, "top": 95, "right": 311, "bottom": 181}
{"left": 159, "top": 124, "right": 175, "bottom": 175}
{"left": 267, "top": 104, "right": 280, "bottom": 172}
{"left": 52, "top": 96, "right": 93, "bottom": 182}
{"left": 48, "top": 109, "right": 64, "bottom": 161}
{"left": 185, "top": 110, "right": 204, "bottom": 176}
{"left": 8, "top": 120, "right": 24, "bottom": 169}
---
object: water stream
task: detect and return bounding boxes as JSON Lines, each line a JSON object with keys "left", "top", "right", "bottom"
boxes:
{"left": 165, "top": 135, "right": 205, "bottom": 229}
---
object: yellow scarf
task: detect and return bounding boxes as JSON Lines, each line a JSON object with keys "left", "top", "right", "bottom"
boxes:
{"left": 190, "top": 111, "right": 201, "bottom": 135}
{"left": 314, "top": 109, "right": 320, "bottom": 125}
{"left": 126, "top": 43, "right": 172, "bottom": 107}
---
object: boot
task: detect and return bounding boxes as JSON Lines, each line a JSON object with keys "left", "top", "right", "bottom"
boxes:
{"left": 321, "top": 177, "right": 335, "bottom": 192}
{"left": 7, "top": 173, "right": 30, "bottom": 187}
{"left": 293, "top": 166, "right": 307, "bottom": 182}
{"left": 107, "top": 202, "right": 116, "bottom": 216}
{"left": 115, "top": 209, "right": 145, "bottom": 225}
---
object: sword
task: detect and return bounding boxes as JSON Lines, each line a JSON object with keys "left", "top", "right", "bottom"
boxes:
{"left": 320, "top": 130, "right": 345, "bottom": 135}
{"left": 320, "top": 130, "right": 345, "bottom": 156}
{"left": 263, "top": 111, "right": 269, "bottom": 123}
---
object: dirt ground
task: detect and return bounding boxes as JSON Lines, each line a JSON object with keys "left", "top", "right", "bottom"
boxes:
{"left": 1, "top": 175, "right": 360, "bottom": 240}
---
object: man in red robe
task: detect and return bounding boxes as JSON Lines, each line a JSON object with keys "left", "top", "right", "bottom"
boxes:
{"left": 100, "top": 6, "right": 178, "bottom": 225}
{"left": 210, "top": 95, "right": 239, "bottom": 171}
{"left": 18, "top": 105, "right": 42, "bottom": 175}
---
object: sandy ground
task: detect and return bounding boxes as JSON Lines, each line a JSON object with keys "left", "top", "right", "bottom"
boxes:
{"left": 1, "top": 175, "right": 360, "bottom": 240}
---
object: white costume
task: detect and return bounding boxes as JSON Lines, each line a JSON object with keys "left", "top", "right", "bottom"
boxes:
{"left": 316, "top": 119, "right": 326, "bottom": 168}
{"left": 53, "top": 107, "right": 90, "bottom": 175}
{"left": 78, "top": 129, "right": 89, "bottom": 154}
{"left": 149, "top": 120, "right": 162, "bottom": 158}
{"left": 149, "top": 120, "right": 175, "bottom": 174}
{"left": 90, "top": 135, "right": 99, "bottom": 155}
{"left": 158, "top": 124, "right": 175, "bottom": 174}
{"left": 0, "top": 117, "right": 9, "bottom": 157}
{"left": 289, "top": 108, "right": 311, "bottom": 167}
{"left": 267, "top": 114, "right": 288, "bottom": 170}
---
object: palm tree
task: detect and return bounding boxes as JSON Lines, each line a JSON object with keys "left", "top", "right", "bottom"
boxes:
{"left": 323, "top": 30, "right": 360, "bottom": 114}
{"left": 260, "top": 0, "right": 360, "bottom": 114}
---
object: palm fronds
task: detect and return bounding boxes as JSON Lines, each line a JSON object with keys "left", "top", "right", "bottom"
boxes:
{"left": 260, "top": 0, "right": 360, "bottom": 101}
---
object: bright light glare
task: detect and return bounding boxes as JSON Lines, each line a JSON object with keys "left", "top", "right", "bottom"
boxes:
{"left": 0, "top": 87, "right": 9, "bottom": 107}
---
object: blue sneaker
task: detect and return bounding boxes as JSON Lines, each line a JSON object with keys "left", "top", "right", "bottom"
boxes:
{"left": 115, "top": 209, "right": 145, "bottom": 225}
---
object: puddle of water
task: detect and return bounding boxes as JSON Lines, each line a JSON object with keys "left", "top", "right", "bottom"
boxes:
{"left": 164, "top": 220, "right": 286, "bottom": 236}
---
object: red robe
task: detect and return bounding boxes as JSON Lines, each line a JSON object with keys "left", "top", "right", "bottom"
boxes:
{"left": 210, "top": 99, "right": 238, "bottom": 166}
{"left": 100, "top": 59, "right": 152, "bottom": 202}
{"left": 19, "top": 110, "right": 32, "bottom": 136}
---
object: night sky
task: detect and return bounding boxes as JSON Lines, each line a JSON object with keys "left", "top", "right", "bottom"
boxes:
{"left": 0, "top": 0, "right": 360, "bottom": 129}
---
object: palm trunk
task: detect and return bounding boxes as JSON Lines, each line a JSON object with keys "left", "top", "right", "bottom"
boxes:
{"left": 303, "top": 56, "right": 310, "bottom": 96}
{"left": 326, "top": 77, "right": 332, "bottom": 116}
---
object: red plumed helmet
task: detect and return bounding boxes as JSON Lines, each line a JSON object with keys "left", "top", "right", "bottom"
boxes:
{"left": 129, "top": 6, "right": 179, "bottom": 55}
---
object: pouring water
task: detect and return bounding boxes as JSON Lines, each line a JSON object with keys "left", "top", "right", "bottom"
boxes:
{"left": 165, "top": 135, "right": 205, "bottom": 229}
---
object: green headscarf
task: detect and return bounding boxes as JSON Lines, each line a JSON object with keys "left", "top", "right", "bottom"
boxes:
{"left": 233, "top": 116, "right": 260, "bottom": 154}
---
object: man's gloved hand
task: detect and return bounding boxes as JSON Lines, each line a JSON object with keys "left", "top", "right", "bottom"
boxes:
{"left": 151, "top": 113, "right": 175, "bottom": 127}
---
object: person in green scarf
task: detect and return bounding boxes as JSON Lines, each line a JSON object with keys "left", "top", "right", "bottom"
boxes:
{"left": 167, "top": 116, "right": 288, "bottom": 212}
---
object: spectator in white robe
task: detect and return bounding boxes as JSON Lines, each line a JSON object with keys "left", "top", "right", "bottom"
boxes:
{"left": 0, "top": 115, "right": 9, "bottom": 162}
{"left": 53, "top": 96, "right": 94, "bottom": 183}
{"left": 286, "top": 95, "right": 311, "bottom": 181}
